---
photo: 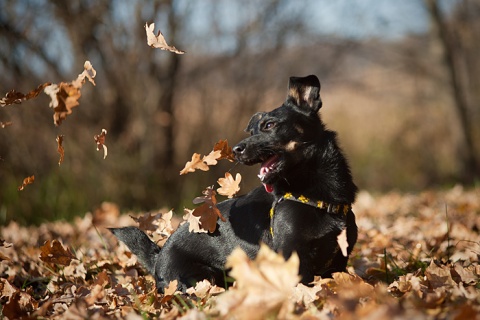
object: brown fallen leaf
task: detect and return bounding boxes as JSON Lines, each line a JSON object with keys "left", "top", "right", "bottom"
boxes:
{"left": 180, "top": 153, "right": 209, "bottom": 175}
{"left": 94, "top": 129, "right": 108, "bottom": 159}
{"left": 2, "top": 290, "right": 38, "bottom": 320}
{"left": 39, "top": 239, "right": 76, "bottom": 266}
{"left": 217, "top": 172, "right": 241, "bottom": 198}
{"left": 216, "top": 244, "right": 300, "bottom": 319}
{"left": 425, "top": 260, "right": 457, "bottom": 289}
{"left": 18, "top": 175, "right": 35, "bottom": 191}
{"left": 56, "top": 135, "right": 65, "bottom": 166}
{"left": 145, "top": 23, "right": 185, "bottom": 54}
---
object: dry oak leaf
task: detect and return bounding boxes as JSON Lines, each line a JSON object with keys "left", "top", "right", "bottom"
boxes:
{"left": 130, "top": 210, "right": 174, "bottom": 237}
{"left": 192, "top": 186, "right": 226, "bottom": 233}
{"left": 216, "top": 244, "right": 300, "bottom": 319}
{"left": 2, "top": 290, "right": 39, "bottom": 320}
{"left": 155, "top": 209, "right": 175, "bottom": 238}
{"left": 452, "top": 263, "right": 478, "bottom": 285}
{"left": 130, "top": 212, "right": 164, "bottom": 232}
{"left": 180, "top": 153, "right": 209, "bottom": 175}
{"left": 56, "top": 135, "right": 65, "bottom": 166}
{"left": 39, "top": 239, "right": 76, "bottom": 266}
{"left": 145, "top": 22, "right": 185, "bottom": 54}
{"left": 217, "top": 172, "right": 241, "bottom": 198}
{"left": 159, "top": 280, "right": 180, "bottom": 304}
{"left": 192, "top": 203, "right": 222, "bottom": 233}
{"left": 18, "top": 175, "right": 35, "bottom": 191}
{"left": 186, "top": 279, "right": 225, "bottom": 298}
{"left": 94, "top": 128, "right": 108, "bottom": 159}
{"left": 336, "top": 228, "right": 349, "bottom": 257}
{"left": 0, "top": 82, "right": 51, "bottom": 107}
{"left": 425, "top": 260, "right": 457, "bottom": 289}
{"left": 44, "top": 61, "right": 96, "bottom": 126}
{"left": 183, "top": 208, "right": 207, "bottom": 234}
{"left": 203, "top": 150, "right": 222, "bottom": 166}
{"left": 213, "top": 139, "right": 235, "bottom": 162}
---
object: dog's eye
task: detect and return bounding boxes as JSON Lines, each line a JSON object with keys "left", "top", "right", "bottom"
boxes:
{"left": 262, "top": 121, "right": 275, "bottom": 131}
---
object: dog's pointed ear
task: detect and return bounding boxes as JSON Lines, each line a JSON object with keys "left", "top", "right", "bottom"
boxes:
{"left": 287, "top": 75, "right": 322, "bottom": 114}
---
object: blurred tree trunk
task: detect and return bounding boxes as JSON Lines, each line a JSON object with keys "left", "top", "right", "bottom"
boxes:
{"left": 424, "top": 0, "right": 479, "bottom": 183}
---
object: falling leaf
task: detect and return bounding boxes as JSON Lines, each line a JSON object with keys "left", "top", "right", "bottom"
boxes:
{"left": 192, "top": 185, "right": 216, "bottom": 205}
{"left": 39, "top": 240, "right": 76, "bottom": 266}
{"left": 203, "top": 150, "right": 222, "bottom": 166}
{"left": 44, "top": 61, "right": 96, "bottom": 126}
{"left": 145, "top": 22, "right": 185, "bottom": 54}
{"left": 180, "top": 153, "right": 209, "bottom": 175}
{"left": 18, "top": 175, "right": 35, "bottom": 191}
{"left": 192, "top": 187, "right": 226, "bottom": 233}
{"left": 337, "top": 228, "right": 349, "bottom": 257}
{"left": 94, "top": 129, "right": 108, "bottom": 159}
{"left": 217, "top": 172, "right": 241, "bottom": 198}
{"left": 44, "top": 83, "right": 81, "bottom": 126}
{"left": 1, "top": 61, "right": 95, "bottom": 126}
{"left": 183, "top": 208, "right": 207, "bottom": 233}
{"left": 56, "top": 135, "right": 65, "bottom": 166}
{"left": 180, "top": 140, "right": 235, "bottom": 176}
{"left": 192, "top": 203, "right": 221, "bottom": 233}
{"left": 213, "top": 139, "right": 235, "bottom": 162}
{"left": 1, "top": 121, "right": 13, "bottom": 128}
{"left": 0, "top": 82, "right": 51, "bottom": 107}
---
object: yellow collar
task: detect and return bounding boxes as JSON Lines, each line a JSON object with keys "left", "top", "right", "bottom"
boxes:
{"left": 269, "top": 193, "right": 351, "bottom": 236}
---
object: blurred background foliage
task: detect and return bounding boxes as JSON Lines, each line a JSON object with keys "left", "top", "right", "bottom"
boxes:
{"left": 0, "top": 0, "right": 479, "bottom": 225}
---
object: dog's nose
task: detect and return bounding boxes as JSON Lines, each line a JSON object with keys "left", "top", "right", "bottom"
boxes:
{"left": 232, "top": 143, "right": 246, "bottom": 156}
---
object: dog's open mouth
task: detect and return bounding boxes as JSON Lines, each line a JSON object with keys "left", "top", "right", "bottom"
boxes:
{"left": 258, "top": 155, "right": 281, "bottom": 193}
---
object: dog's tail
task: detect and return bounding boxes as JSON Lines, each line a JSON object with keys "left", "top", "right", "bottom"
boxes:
{"left": 109, "top": 227, "right": 161, "bottom": 276}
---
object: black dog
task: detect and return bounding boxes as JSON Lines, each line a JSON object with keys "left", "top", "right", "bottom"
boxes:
{"left": 110, "top": 75, "right": 358, "bottom": 292}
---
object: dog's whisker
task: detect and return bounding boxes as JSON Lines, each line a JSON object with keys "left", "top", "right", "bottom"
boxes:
{"left": 228, "top": 161, "right": 241, "bottom": 173}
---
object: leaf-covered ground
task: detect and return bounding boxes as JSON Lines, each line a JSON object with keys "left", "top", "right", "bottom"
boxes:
{"left": 1, "top": 186, "right": 479, "bottom": 319}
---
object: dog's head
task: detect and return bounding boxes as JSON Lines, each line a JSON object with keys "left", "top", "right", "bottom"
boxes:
{"left": 233, "top": 75, "right": 325, "bottom": 193}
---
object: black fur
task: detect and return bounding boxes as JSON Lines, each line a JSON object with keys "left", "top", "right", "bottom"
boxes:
{"left": 110, "top": 75, "right": 358, "bottom": 292}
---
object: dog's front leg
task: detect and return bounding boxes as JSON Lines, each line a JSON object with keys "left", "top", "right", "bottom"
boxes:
{"left": 270, "top": 202, "right": 318, "bottom": 284}
{"left": 271, "top": 201, "right": 348, "bottom": 284}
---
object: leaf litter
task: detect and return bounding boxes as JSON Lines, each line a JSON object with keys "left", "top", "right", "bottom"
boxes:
{"left": 1, "top": 186, "right": 479, "bottom": 318}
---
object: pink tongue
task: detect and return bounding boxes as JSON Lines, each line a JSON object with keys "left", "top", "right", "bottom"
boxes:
{"left": 263, "top": 183, "right": 274, "bottom": 193}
